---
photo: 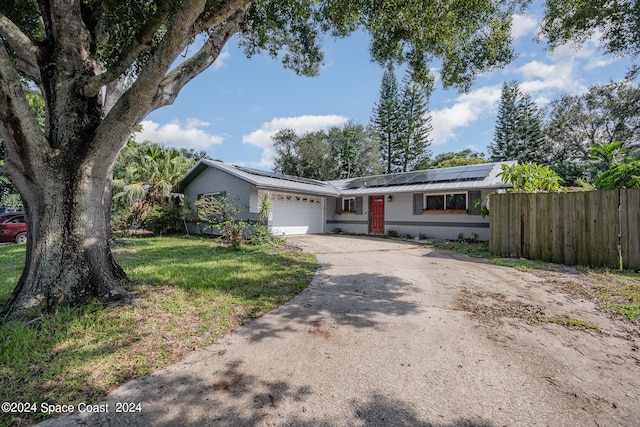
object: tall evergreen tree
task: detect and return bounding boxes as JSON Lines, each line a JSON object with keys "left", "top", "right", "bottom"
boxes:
{"left": 516, "top": 93, "right": 546, "bottom": 163}
{"left": 397, "top": 72, "right": 432, "bottom": 172}
{"left": 372, "top": 65, "right": 433, "bottom": 173}
{"left": 490, "top": 81, "right": 545, "bottom": 163}
{"left": 490, "top": 81, "right": 520, "bottom": 161}
{"left": 372, "top": 64, "right": 402, "bottom": 174}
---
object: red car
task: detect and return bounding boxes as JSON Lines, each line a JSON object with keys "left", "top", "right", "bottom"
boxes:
{"left": 0, "top": 212, "right": 27, "bottom": 243}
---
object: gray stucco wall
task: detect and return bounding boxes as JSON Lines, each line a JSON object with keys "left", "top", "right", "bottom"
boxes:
{"left": 326, "top": 196, "right": 368, "bottom": 234}
{"left": 327, "top": 190, "right": 492, "bottom": 240}
{"left": 183, "top": 168, "right": 259, "bottom": 234}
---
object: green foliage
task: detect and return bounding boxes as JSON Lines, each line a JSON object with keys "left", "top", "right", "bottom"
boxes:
{"left": 112, "top": 139, "right": 195, "bottom": 229}
{"left": 272, "top": 128, "right": 300, "bottom": 177}
{"left": 429, "top": 241, "right": 492, "bottom": 258}
{"left": 603, "top": 303, "right": 640, "bottom": 322}
{"left": 258, "top": 192, "right": 273, "bottom": 224}
{"left": 249, "top": 224, "right": 286, "bottom": 247}
{"left": 0, "top": 193, "right": 22, "bottom": 209}
{"left": 372, "top": 65, "right": 432, "bottom": 174}
{"left": 489, "top": 81, "right": 545, "bottom": 163}
{"left": 417, "top": 149, "right": 487, "bottom": 170}
{"left": 594, "top": 160, "right": 640, "bottom": 189}
{"left": 546, "top": 317, "right": 599, "bottom": 330}
{"left": 373, "top": 64, "right": 402, "bottom": 174}
{"left": 329, "top": 123, "right": 381, "bottom": 178}
{"left": 544, "top": 80, "right": 640, "bottom": 184}
{"left": 590, "top": 141, "right": 627, "bottom": 172}
{"left": 396, "top": 68, "right": 432, "bottom": 172}
{"left": 498, "top": 163, "right": 564, "bottom": 193}
{"left": 196, "top": 195, "right": 247, "bottom": 245}
{"left": 540, "top": 0, "right": 640, "bottom": 57}
{"left": 272, "top": 122, "right": 381, "bottom": 179}
{"left": 387, "top": 229, "right": 399, "bottom": 238}
{"left": 142, "top": 204, "right": 182, "bottom": 235}
{"left": 249, "top": 192, "right": 286, "bottom": 247}
{"left": 241, "top": 0, "right": 520, "bottom": 91}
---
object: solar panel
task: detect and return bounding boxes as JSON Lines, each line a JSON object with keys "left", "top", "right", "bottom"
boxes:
{"left": 457, "top": 164, "right": 494, "bottom": 180}
{"left": 233, "top": 165, "right": 328, "bottom": 187}
{"left": 344, "top": 163, "right": 495, "bottom": 189}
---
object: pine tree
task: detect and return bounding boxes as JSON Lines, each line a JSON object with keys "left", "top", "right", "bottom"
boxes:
{"left": 397, "top": 72, "right": 432, "bottom": 172}
{"left": 490, "top": 81, "right": 545, "bottom": 163}
{"left": 516, "top": 93, "right": 545, "bottom": 163}
{"left": 372, "top": 64, "right": 402, "bottom": 174}
{"left": 490, "top": 81, "right": 520, "bottom": 161}
{"left": 372, "top": 65, "right": 433, "bottom": 173}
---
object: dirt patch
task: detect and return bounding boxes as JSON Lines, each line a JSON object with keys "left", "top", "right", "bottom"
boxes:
{"left": 307, "top": 319, "right": 332, "bottom": 339}
{"left": 455, "top": 289, "right": 546, "bottom": 325}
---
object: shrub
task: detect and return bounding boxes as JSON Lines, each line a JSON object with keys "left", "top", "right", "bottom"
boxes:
{"left": 594, "top": 160, "right": 640, "bottom": 190}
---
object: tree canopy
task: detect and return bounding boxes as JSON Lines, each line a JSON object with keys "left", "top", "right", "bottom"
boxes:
{"left": 540, "top": 0, "right": 640, "bottom": 57}
{"left": 272, "top": 123, "right": 381, "bottom": 180}
{"left": 543, "top": 79, "right": 640, "bottom": 184}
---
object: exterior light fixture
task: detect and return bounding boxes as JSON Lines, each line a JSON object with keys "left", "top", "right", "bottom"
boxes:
{"left": 387, "top": 195, "right": 392, "bottom": 202}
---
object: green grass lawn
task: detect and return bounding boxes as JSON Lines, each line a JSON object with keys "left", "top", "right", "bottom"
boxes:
{"left": 0, "top": 236, "right": 317, "bottom": 426}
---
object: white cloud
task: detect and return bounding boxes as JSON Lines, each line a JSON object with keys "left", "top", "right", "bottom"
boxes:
{"left": 511, "top": 14, "right": 537, "bottom": 40}
{"left": 242, "top": 114, "right": 349, "bottom": 168}
{"left": 211, "top": 50, "right": 230, "bottom": 71}
{"left": 516, "top": 60, "right": 582, "bottom": 93}
{"left": 136, "top": 119, "right": 223, "bottom": 149}
{"left": 431, "top": 86, "right": 502, "bottom": 145}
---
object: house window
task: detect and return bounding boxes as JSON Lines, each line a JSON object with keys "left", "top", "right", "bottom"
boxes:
{"left": 342, "top": 197, "right": 356, "bottom": 213}
{"left": 424, "top": 193, "right": 467, "bottom": 213}
{"left": 197, "top": 192, "right": 226, "bottom": 218}
{"left": 199, "top": 192, "right": 222, "bottom": 204}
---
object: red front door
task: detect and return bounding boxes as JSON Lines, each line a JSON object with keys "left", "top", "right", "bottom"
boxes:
{"left": 369, "top": 195, "right": 385, "bottom": 234}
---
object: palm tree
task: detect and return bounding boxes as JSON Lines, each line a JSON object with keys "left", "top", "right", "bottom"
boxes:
{"left": 113, "top": 141, "right": 194, "bottom": 223}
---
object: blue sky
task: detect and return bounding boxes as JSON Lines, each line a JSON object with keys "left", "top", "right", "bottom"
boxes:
{"left": 136, "top": 2, "right": 633, "bottom": 170}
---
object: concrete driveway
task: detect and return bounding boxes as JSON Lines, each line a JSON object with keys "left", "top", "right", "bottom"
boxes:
{"left": 40, "top": 235, "right": 640, "bottom": 426}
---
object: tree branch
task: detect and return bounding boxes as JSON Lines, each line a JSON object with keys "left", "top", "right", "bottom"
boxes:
{"left": 195, "top": 0, "right": 252, "bottom": 31}
{"left": 0, "top": 14, "right": 41, "bottom": 83}
{"left": 0, "top": 42, "right": 47, "bottom": 192}
{"left": 90, "top": 0, "right": 209, "bottom": 160}
{"left": 91, "top": 0, "right": 251, "bottom": 161}
{"left": 84, "top": 0, "right": 178, "bottom": 96}
{"left": 152, "top": 9, "right": 246, "bottom": 110}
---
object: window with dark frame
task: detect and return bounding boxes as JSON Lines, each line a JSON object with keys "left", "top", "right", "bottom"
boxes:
{"left": 424, "top": 193, "right": 467, "bottom": 212}
{"left": 342, "top": 197, "right": 356, "bottom": 213}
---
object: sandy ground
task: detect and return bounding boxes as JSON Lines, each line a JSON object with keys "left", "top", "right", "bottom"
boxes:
{"left": 39, "top": 235, "right": 640, "bottom": 427}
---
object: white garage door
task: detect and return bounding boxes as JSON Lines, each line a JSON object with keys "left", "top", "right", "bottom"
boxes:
{"left": 270, "top": 192, "right": 325, "bottom": 235}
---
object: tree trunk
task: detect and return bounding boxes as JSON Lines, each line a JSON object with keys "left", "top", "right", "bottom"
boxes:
{"left": 4, "top": 154, "right": 129, "bottom": 316}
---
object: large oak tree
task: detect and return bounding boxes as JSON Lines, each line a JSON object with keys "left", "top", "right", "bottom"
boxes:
{"left": 0, "top": 0, "right": 520, "bottom": 315}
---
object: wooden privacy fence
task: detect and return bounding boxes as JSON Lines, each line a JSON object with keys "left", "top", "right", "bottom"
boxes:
{"left": 490, "top": 189, "right": 640, "bottom": 269}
